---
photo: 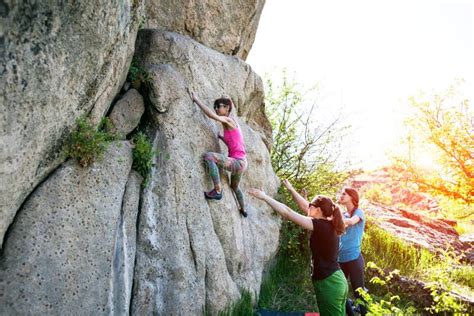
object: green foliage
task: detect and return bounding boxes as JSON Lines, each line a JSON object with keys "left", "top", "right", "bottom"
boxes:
{"left": 127, "top": 57, "right": 152, "bottom": 89}
{"left": 65, "top": 116, "right": 118, "bottom": 167}
{"left": 363, "top": 219, "right": 474, "bottom": 290}
{"left": 258, "top": 253, "right": 318, "bottom": 312}
{"left": 392, "top": 79, "right": 474, "bottom": 207}
{"left": 202, "top": 291, "right": 254, "bottom": 316}
{"left": 425, "top": 285, "right": 466, "bottom": 314}
{"left": 132, "top": 132, "right": 156, "bottom": 187}
{"left": 362, "top": 219, "right": 435, "bottom": 276}
{"left": 437, "top": 195, "right": 474, "bottom": 223}
{"left": 362, "top": 220, "right": 473, "bottom": 314}
{"left": 138, "top": 15, "right": 148, "bottom": 29}
{"left": 356, "top": 262, "right": 419, "bottom": 315}
{"left": 362, "top": 183, "right": 392, "bottom": 205}
{"left": 257, "top": 73, "right": 351, "bottom": 313}
{"left": 360, "top": 260, "right": 468, "bottom": 315}
{"left": 264, "top": 73, "right": 351, "bottom": 262}
{"left": 264, "top": 72, "right": 351, "bottom": 185}
{"left": 218, "top": 291, "right": 254, "bottom": 316}
{"left": 423, "top": 247, "right": 469, "bottom": 313}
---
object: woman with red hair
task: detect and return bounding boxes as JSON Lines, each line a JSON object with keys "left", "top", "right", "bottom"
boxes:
{"left": 338, "top": 187, "right": 366, "bottom": 316}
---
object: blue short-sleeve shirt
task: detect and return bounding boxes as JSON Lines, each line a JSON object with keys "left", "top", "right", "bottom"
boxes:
{"left": 338, "top": 208, "right": 365, "bottom": 263}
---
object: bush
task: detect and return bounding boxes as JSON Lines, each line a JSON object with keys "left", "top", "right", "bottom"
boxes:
{"left": 357, "top": 262, "right": 419, "bottom": 315}
{"left": 258, "top": 253, "right": 318, "bottom": 313}
{"left": 127, "top": 57, "right": 152, "bottom": 90}
{"left": 258, "top": 73, "right": 350, "bottom": 313}
{"left": 362, "top": 218, "right": 436, "bottom": 276}
{"left": 203, "top": 291, "right": 254, "bottom": 316}
{"left": 363, "top": 183, "right": 392, "bottom": 205}
{"left": 65, "top": 116, "right": 117, "bottom": 167}
{"left": 362, "top": 219, "right": 473, "bottom": 312}
{"left": 132, "top": 132, "right": 156, "bottom": 187}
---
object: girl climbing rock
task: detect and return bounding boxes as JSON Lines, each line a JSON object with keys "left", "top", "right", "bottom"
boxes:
{"left": 191, "top": 92, "right": 248, "bottom": 217}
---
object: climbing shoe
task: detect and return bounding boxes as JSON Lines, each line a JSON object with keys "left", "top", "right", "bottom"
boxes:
{"left": 204, "top": 189, "right": 222, "bottom": 200}
{"left": 239, "top": 208, "right": 248, "bottom": 217}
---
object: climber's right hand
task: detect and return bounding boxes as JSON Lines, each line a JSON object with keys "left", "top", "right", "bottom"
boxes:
{"left": 248, "top": 188, "right": 267, "bottom": 200}
{"left": 191, "top": 91, "right": 198, "bottom": 103}
{"left": 282, "top": 179, "right": 293, "bottom": 190}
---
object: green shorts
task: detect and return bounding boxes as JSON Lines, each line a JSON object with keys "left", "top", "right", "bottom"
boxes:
{"left": 312, "top": 269, "right": 348, "bottom": 316}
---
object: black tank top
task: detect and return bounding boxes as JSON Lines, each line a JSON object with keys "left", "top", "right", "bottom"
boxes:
{"left": 310, "top": 218, "right": 341, "bottom": 280}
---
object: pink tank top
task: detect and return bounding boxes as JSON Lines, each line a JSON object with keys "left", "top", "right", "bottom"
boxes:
{"left": 223, "top": 122, "right": 246, "bottom": 160}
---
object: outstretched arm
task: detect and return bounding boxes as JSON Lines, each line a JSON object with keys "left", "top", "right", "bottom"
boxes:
{"left": 191, "top": 92, "right": 233, "bottom": 125}
{"left": 344, "top": 215, "right": 361, "bottom": 227}
{"left": 282, "top": 179, "right": 310, "bottom": 215}
{"left": 248, "top": 188, "right": 314, "bottom": 231}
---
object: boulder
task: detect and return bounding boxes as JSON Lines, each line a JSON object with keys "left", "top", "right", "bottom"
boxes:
{"left": 109, "top": 89, "right": 145, "bottom": 138}
{"left": 131, "top": 30, "right": 280, "bottom": 315}
{"left": 145, "top": 0, "right": 266, "bottom": 60}
{"left": 0, "top": 142, "right": 138, "bottom": 315}
{"left": 0, "top": 0, "right": 144, "bottom": 248}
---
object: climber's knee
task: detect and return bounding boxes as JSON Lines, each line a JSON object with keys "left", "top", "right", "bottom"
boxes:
{"left": 203, "top": 152, "right": 216, "bottom": 162}
{"left": 231, "top": 184, "right": 240, "bottom": 193}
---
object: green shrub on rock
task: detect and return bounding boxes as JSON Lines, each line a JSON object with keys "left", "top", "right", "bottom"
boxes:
{"left": 65, "top": 116, "right": 118, "bottom": 167}
{"left": 132, "top": 132, "right": 156, "bottom": 187}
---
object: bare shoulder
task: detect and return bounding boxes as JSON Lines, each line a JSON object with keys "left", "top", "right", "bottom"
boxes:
{"left": 222, "top": 117, "right": 237, "bottom": 129}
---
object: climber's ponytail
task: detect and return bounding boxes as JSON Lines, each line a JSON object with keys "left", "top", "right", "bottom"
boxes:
{"left": 331, "top": 204, "right": 345, "bottom": 236}
{"left": 312, "top": 195, "right": 345, "bottom": 236}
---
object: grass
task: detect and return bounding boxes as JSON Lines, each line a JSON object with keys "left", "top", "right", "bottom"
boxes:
{"left": 362, "top": 218, "right": 473, "bottom": 315}
{"left": 255, "top": 215, "right": 473, "bottom": 315}
{"left": 65, "top": 116, "right": 118, "bottom": 167}
{"left": 218, "top": 291, "right": 254, "bottom": 316}
{"left": 362, "top": 219, "right": 436, "bottom": 277}
{"left": 362, "top": 219, "right": 474, "bottom": 292}
{"left": 203, "top": 290, "right": 254, "bottom": 316}
{"left": 258, "top": 248, "right": 318, "bottom": 313}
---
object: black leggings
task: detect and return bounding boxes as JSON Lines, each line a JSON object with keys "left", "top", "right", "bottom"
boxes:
{"left": 340, "top": 254, "right": 367, "bottom": 316}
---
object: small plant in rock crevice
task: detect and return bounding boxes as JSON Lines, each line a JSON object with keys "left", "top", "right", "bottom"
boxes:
{"left": 65, "top": 116, "right": 118, "bottom": 167}
{"left": 131, "top": 131, "right": 158, "bottom": 187}
{"left": 127, "top": 57, "right": 152, "bottom": 90}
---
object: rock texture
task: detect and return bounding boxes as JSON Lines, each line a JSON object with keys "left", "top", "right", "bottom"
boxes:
{"left": 0, "top": 1, "right": 278, "bottom": 314}
{"left": 109, "top": 89, "right": 145, "bottom": 138}
{"left": 145, "top": 0, "right": 265, "bottom": 60}
{"left": 0, "top": 0, "right": 144, "bottom": 248}
{"left": 365, "top": 202, "right": 472, "bottom": 263}
{"left": 0, "top": 142, "right": 138, "bottom": 315}
{"left": 131, "top": 30, "right": 280, "bottom": 315}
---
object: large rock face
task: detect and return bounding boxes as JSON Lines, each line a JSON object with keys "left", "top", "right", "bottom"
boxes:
{"left": 0, "top": 2, "right": 279, "bottom": 314}
{"left": 131, "top": 30, "right": 280, "bottom": 315}
{"left": 145, "top": 0, "right": 265, "bottom": 60}
{"left": 0, "top": 142, "right": 139, "bottom": 315}
{"left": 0, "top": 0, "right": 144, "bottom": 247}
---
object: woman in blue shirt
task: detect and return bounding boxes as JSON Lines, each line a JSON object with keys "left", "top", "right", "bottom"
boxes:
{"left": 338, "top": 187, "right": 366, "bottom": 316}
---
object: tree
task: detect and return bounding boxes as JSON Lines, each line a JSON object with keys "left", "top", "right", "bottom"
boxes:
{"left": 265, "top": 72, "right": 352, "bottom": 260}
{"left": 392, "top": 79, "right": 473, "bottom": 216}
{"left": 265, "top": 72, "right": 351, "bottom": 195}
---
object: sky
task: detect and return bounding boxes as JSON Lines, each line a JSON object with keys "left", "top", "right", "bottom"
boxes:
{"left": 247, "top": 0, "right": 474, "bottom": 170}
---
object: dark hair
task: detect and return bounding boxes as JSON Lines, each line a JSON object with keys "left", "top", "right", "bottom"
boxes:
{"left": 312, "top": 195, "right": 345, "bottom": 236}
{"left": 213, "top": 97, "right": 233, "bottom": 115}
{"left": 344, "top": 187, "right": 359, "bottom": 216}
